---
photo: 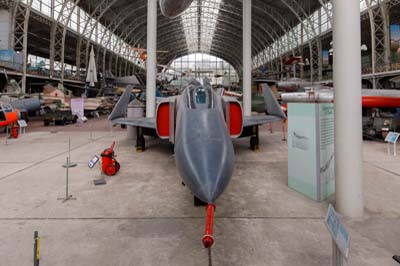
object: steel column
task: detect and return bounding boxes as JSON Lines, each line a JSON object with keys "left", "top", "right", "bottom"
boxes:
{"left": 333, "top": 0, "right": 364, "bottom": 217}
{"left": 146, "top": 0, "right": 157, "bottom": 118}
{"left": 243, "top": 0, "right": 252, "bottom": 116}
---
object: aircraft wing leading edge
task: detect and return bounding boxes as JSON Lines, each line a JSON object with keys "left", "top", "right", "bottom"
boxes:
{"left": 110, "top": 117, "right": 156, "bottom": 129}
{"left": 243, "top": 115, "right": 283, "bottom": 127}
{"left": 108, "top": 86, "right": 156, "bottom": 129}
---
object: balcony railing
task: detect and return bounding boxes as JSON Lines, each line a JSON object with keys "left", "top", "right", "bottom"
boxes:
{"left": 362, "top": 63, "right": 400, "bottom": 75}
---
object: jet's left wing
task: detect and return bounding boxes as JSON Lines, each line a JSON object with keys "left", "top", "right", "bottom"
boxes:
{"left": 110, "top": 117, "right": 156, "bottom": 128}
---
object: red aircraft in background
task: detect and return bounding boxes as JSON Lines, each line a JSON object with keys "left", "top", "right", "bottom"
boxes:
{"left": 0, "top": 104, "right": 21, "bottom": 138}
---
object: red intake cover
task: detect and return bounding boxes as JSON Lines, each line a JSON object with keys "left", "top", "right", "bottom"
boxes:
{"left": 229, "top": 102, "right": 243, "bottom": 137}
{"left": 156, "top": 102, "right": 170, "bottom": 138}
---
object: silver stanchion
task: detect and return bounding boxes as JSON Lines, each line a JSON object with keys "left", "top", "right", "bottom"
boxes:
{"left": 332, "top": 239, "right": 344, "bottom": 266}
{"left": 5, "top": 126, "right": 8, "bottom": 145}
{"left": 89, "top": 124, "right": 93, "bottom": 140}
{"left": 58, "top": 138, "right": 77, "bottom": 203}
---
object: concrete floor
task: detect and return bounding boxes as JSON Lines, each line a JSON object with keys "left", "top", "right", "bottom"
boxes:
{"left": 0, "top": 121, "right": 400, "bottom": 266}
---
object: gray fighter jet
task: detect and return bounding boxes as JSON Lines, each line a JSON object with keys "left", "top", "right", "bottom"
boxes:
{"left": 109, "top": 80, "right": 285, "bottom": 248}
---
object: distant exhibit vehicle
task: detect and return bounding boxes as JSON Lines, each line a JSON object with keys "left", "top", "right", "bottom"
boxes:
{"left": 281, "top": 88, "right": 400, "bottom": 139}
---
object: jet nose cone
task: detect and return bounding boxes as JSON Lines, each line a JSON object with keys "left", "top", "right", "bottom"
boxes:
{"left": 175, "top": 132, "right": 234, "bottom": 203}
{"left": 159, "top": 0, "right": 194, "bottom": 18}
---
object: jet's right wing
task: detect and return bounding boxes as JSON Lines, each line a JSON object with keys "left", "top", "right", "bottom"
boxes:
{"left": 243, "top": 115, "right": 283, "bottom": 127}
{"left": 108, "top": 86, "right": 156, "bottom": 129}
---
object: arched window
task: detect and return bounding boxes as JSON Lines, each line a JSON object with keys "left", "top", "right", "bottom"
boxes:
{"left": 166, "top": 53, "right": 239, "bottom": 87}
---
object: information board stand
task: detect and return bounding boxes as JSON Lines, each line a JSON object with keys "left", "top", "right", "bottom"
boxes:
{"left": 17, "top": 119, "right": 27, "bottom": 135}
{"left": 288, "top": 103, "right": 335, "bottom": 201}
{"left": 325, "top": 204, "right": 350, "bottom": 266}
{"left": 385, "top": 132, "right": 400, "bottom": 156}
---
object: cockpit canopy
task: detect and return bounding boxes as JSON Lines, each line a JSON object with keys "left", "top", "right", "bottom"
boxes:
{"left": 187, "top": 85, "right": 214, "bottom": 110}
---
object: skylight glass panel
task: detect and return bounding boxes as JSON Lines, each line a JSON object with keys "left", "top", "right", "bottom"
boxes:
{"left": 181, "top": 0, "right": 222, "bottom": 53}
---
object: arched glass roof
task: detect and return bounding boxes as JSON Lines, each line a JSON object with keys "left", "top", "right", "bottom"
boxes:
{"left": 167, "top": 53, "right": 239, "bottom": 87}
{"left": 181, "top": 0, "right": 223, "bottom": 53}
{"left": 25, "top": 0, "right": 329, "bottom": 72}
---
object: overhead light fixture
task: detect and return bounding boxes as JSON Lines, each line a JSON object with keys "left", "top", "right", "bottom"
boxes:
{"left": 361, "top": 44, "right": 368, "bottom": 51}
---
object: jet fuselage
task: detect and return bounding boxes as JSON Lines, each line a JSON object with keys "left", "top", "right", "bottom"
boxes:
{"left": 174, "top": 84, "right": 235, "bottom": 203}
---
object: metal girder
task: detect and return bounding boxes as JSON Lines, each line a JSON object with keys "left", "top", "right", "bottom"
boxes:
{"left": 367, "top": 0, "right": 391, "bottom": 66}
{"left": 253, "top": 0, "right": 311, "bottom": 63}
{"left": 129, "top": 15, "right": 272, "bottom": 65}
{"left": 124, "top": 57, "right": 128, "bottom": 76}
{"left": 124, "top": 13, "right": 242, "bottom": 55}
{"left": 0, "top": 0, "right": 10, "bottom": 9}
{"left": 98, "top": 2, "right": 147, "bottom": 75}
{"left": 160, "top": 30, "right": 241, "bottom": 54}
{"left": 207, "top": 1, "right": 282, "bottom": 53}
{"left": 158, "top": 33, "right": 242, "bottom": 62}
{"left": 219, "top": 0, "right": 295, "bottom": 57}
{"left": 253, "top": 0, "right": 319, "bottom": 69}
{"left": 114, "top": 44, "right": 130, "bottom": 77}
{"left": 366, "top": 0, "right": 391, "bottom": 89}
{"left": 118, "top": 1, "right": 285, "bottom": 65}
{"left": 252, "top": 0, "right": 298, "bottom": 50}
{"left": 159, "top": 43, "right": 242, "bottom": 72}
{"left": 388, "top": 0, "right": 400, "bottom": 7}
{"left": 161, "top": 44, "right": 241, "bottom": 70}
{"left": 18, "top": 0, "right": 327, "bottom": 81}
{"left": 103, "top": 8, "right": 158, "bottom": 75}
{"left": 12, "top": 0, "right": 33, "bottom": 93}
{"left": 278, "top": 0, "right": 317, "bottom": 42}
{"left": 50, "top": 0, "right": 80, "bottom": 82}
{"left": 153, "top": 25, "right": 261, "bottom": 56}
{"left": 150, "top": 37, "right": 241, "bottom": 69}
{"left": 67, "top": 0, "right": 322, "bottom": 75}
{"left": 97, "top": 2, "right": 147, "bottom": 63}
{"left": 310, "top": 38, "right": 322, "bottom": 83}
{"left": 214, "top": 8, "right": 281, "bottom": 56}
{"left": 75, "top": 0, "right": 119, "bottom": 76}
{"left": 318, "top": 0, "right": 332, "bottom": 23}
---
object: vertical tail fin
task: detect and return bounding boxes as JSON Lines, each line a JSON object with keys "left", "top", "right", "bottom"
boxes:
{"left": 262, "top": 84, "right": 286, "bottom": 119}
{"left": 108, "top": 86, "right": 132, "bottom": 121}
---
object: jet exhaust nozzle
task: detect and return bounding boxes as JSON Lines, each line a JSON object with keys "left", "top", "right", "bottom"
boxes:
{"left": 202, "top": 204, "right": 215, "bottom": 248}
